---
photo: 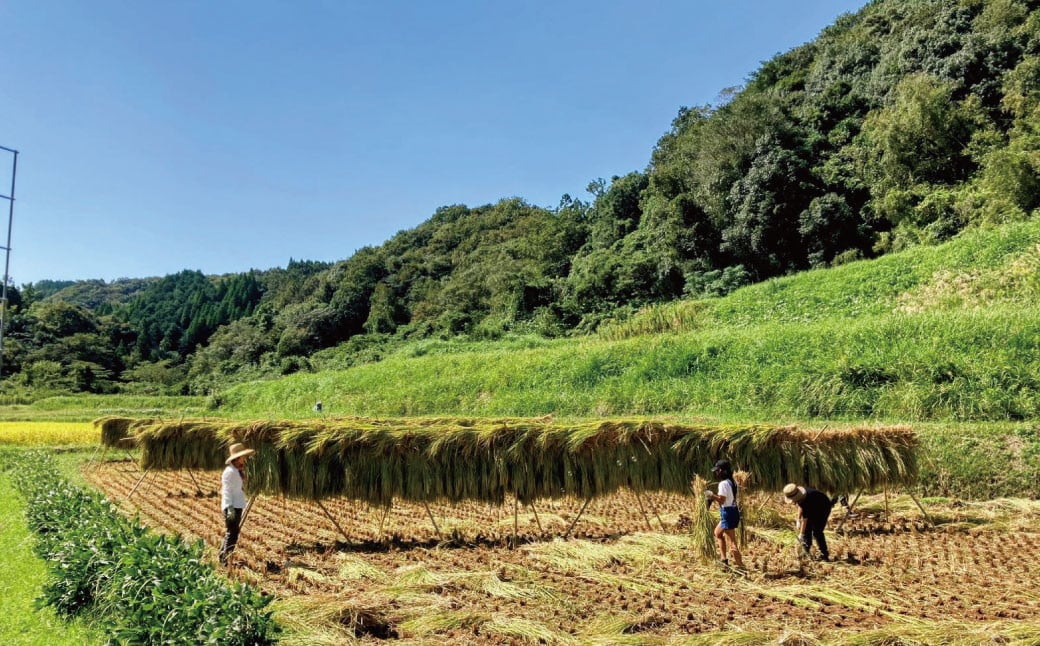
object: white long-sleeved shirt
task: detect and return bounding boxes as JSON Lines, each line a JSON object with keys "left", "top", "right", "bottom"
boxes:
{"left": 221, "top": 465, "right": 246, "bottom": 510}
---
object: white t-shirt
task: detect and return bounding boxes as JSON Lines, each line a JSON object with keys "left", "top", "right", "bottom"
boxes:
{"left": 717, "top": 479, "right": 737, "bottom": 508}
{"left": 221, "top": 465, "right": 246, "bottom": 510}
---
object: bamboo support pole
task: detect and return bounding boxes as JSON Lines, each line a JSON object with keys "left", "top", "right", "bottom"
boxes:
{"left": 564, "top": 497, "right": 593, "bottom": 539}
{"left": 634, "top": 490, "right": 653, "bottom": 531}
{"left": 834, "top": 490, "right": 863, "bottom": 534}
{"left": 528, "top": 502, "right": 544, "bottom": 535}
{"left": 906, "top": 490, "right": 933, "bottom": 526}
{"left": 422, "top": 500, "right": 442, "bottom": 539}
{"left": 315, "top": 499, "right": 350, "bottom": 543}
{"left": 185, "top": 468, "right": 205, "bottom": 496}
{"left": 648, "top": 496, "right": 666, "bottom": 531}
{"left": 512, "top": 496, "right": 519, "bottom": 549}
{"left": 849, "top": 491, "right": 862, "bottom": 510}
{"left": 85, "top": 444, "right": 103, "bottom": 470}
{"left": 125, "top": 468, "right": 151, "bottom": 501}
{"left": 118, "top": 438, "right": 140, "bottom": 472}
{"left": 377, "top": 501, "right": 392, "bottom": 536}
{"left": 883, "top": 488, "right": 890, "bottom": 519}
{"left": 143, "top": 468, "right": 160, "bottom": 497}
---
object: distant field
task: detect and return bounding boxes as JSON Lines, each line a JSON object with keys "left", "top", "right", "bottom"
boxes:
{"left": 0, "top": 395, "right": 208, "bottom": 422}
{"left": 0, "top": 421, "right": 97, "bottom": 446}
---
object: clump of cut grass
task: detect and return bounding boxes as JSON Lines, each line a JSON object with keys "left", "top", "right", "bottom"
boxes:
{"left": 580, "top": 612, "right": 662, "bottom": 645}
{"left": 522, "top": 533, "right": 679, "bottom": 573}
{"left": 397, "top": 610, "right": 489, "bottom": 638}
{"left": 481, "top": 616, "right": 568, "bottom": 644}
{"left": 335, "top": 554, "right": 389, "bottom": 583}
{"left": 475, "top": 571, "right": 559, "bottom": 603}
{"left": 678, "top": 632, "right": 791, "bottom": 645}
{"left": 274, "top": 593, "right": 396, "bottom": 642}
{"left": 836, "top": 620, "right": 1040, "bottom": 645}
{"left": 285, "top": 566, "right": 332, "bottom": 587}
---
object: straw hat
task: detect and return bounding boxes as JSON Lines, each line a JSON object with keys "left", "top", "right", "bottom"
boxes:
{"left": 782, "top": 483, "right": 806, "bottom": 503}
{"left": 225, "top": 442, "right": 255, "bottom": 465}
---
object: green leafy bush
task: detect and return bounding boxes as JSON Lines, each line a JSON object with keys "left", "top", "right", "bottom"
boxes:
{"left": 2, "top": 451, "right": 278, "bottom": 644}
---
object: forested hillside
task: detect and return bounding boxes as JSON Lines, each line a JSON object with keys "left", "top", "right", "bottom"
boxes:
{"left": 4, "top": 0, "right": 1040, "bottom": 399}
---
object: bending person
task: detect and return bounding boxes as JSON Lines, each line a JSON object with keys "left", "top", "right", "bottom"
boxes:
{"left": 783, "top": 483, "right": 834, "bottom": 561}
{"left": 219, "top": 442, "right": 255, "bottom": 566}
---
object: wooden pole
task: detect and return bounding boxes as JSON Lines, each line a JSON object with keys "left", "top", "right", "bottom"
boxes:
{"left": 647, "top": 495, "right": 666, "bottom": 531}
{"left": 85, "top": 444, "right": 103, "bottom": 470}
{"left": 512, "top": 496, "right": 519, "bottom": 549}
{"left": 118, "top": 438, "right": 140, "bottom": 472}
{"left": 528, "top": 502, "right": 544, "bottom": 535}
{"left": 422, "top": 500, "right": 442, "bottom": 539}
{"left": 377, "top": 501, "right": 392, "bottom": 536}
{"left": 564, "top": 497, "right": 593, "bottom": 539}
{"left": 125, "top": 468, "right": 150, "bottom": 501}
{"left": 848, "top": 491, "right": 862, "bottom": 510}
{"left": 315, "top": 499, "right": 350, "bottom": 543}
{"left": 634, "top": 490, "right": 654, "bottom": 531}
{"left": 906, "top": 490, "right": 933, "bottom": 526}
{"left": 185, "top": 468, "right": 205, "bottom": 496}
{"left": 833, "top": 490, "right": 863, "bottom": 534}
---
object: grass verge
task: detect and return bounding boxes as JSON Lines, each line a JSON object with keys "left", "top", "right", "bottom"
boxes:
{"left": 0, "top": 471, "right": 102, "bottom": 645}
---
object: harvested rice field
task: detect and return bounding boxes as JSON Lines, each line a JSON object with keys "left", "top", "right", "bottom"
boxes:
{"left": 87, "top": 459, "right": 1040, "bottom": 644}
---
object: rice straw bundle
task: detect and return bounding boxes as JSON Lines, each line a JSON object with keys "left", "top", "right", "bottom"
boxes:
{"left": 733, "top": 470, "right": 751, "bottom": 549}
{"left": 671, "top": 424, "right": 917, "bottom": 494}
{"left": 95, "top": 416, "right": 143, "bottom": 448}
{"left": 691, "top": 475, "right": 717, "bottom": 563}
{"left": 104, "top": 416, "right": 917, "bottom": 506}
{"left": 135, "top": 419, "right": 229, "bottom": 470}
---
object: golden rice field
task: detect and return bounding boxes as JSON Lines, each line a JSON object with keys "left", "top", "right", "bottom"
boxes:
{"left": 0, "top": 421, "right": 97, "bottom": 446}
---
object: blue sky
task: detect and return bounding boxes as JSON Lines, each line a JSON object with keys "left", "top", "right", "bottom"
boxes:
{"left": 0, "top": 1, "right": 869, "bottom": 285}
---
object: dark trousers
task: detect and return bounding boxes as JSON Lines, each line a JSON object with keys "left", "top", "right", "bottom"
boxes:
{"left": 801, "top": 511, "right": 831, "bottom": 558}
{"left": 219, "top": 507, "right": 243, "bottom": 563}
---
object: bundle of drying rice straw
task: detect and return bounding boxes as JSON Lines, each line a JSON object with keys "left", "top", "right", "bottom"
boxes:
{"left": 691, "top": 475, "right": 717, "bottom": 563}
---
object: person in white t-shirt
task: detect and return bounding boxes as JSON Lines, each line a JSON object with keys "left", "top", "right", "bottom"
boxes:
{"left": 218, "top": 442, "right": 255, "bottom": 566}
{"left": 705, "top": 459, "right": 745, "bottom": 568}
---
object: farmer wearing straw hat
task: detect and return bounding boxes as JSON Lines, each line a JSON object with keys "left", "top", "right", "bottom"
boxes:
{"left": 219, "top": 442, "right": 255, "bottom": 566}
{"left": 783, "top": 483, "right": 833, "bottom": 561}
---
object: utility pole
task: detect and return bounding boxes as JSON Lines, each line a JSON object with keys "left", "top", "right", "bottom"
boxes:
{"left": 0, "top": 145, "right": 17, "bottom": 380}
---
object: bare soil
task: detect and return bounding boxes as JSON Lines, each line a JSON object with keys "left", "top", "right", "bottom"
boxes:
{"left": 86, "top": 460, "right": 1040, "bottom": 644}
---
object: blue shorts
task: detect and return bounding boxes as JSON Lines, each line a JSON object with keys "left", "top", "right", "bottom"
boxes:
{"left": 720, "top": 506, "right": 740, "bottom": 530}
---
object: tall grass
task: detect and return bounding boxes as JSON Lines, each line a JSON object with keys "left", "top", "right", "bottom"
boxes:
{"left": 216, "top": 305, "right": 1040, "bottom": 422}
{"left": 600, "top": 219, "right": 1040, "bottom": 339}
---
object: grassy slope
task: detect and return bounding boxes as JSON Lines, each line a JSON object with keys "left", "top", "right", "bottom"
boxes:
{"left": 0, "top": 471, "right": 102, "bottom": 645}
{"left": 216, "top": 221, "right": 1040, "bottom": 422}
